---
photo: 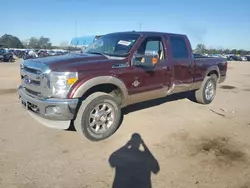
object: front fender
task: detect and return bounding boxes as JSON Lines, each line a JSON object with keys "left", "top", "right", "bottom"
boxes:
{"left": 69, "top": 76, "right": 129, "bottom": 106}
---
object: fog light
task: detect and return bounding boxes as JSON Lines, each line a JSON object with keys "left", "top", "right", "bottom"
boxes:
{"left": 53, "top": 106, "right": 60, "bottom": 113}
{"left": 46, "top": 106, "right": 61, "bottom": 115}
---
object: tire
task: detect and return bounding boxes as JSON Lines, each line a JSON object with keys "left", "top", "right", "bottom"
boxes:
{"left": 8, "top": 56, "right": 14, "bottom": 62}
{"left": 74, "top": 92, "right": 121, "bottom": 141}
{"left": 195, "top": 76, "right": 217, "bottom": 104}
{"left": 210, "top": 74, "right": 218, "bottom": 83}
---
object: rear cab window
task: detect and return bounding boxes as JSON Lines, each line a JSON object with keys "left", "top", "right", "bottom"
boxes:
{"left": 169, "top": 36, "right": 189, "bottom": 59}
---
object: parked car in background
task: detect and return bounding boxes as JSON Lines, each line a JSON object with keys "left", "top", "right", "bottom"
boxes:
{"left": 244, "top": 55, "right": 250, "bottom": 61}
{"left": 47, "top": 50, "right": 56, "bottom": 56}
{"left": 227, "top": 55, "right": 242, "bottom": 61}
{"left": 37, "top": 50, "right": 49, "bottom": 57}
{"left": 12, "top": 50, "right": 26, "bottom": 58}
{"left": 193, "top": 53, "right": 206, "bottom": 58}
{"left": 241, "top": 56, "right": 247, "bottom": 61}
{"left": 0, "top": 49, "right": 14, "bottom": 62}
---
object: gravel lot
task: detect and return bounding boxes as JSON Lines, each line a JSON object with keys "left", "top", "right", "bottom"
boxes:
{"left": 0, "top": 60, "right": 250, "bottom": 188}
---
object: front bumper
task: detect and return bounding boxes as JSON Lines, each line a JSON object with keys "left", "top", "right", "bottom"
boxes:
{"left": 18, "top": 85, "right": 79, "bottom": 121}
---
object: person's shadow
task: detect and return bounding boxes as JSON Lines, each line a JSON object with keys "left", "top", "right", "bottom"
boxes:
{"left": 109, "top": 133, "right": 160, "bottom": 188}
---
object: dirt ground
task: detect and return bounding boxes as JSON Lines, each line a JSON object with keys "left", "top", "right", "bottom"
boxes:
{"left": 0, "top": 60, "right": 250, "bottom": 188}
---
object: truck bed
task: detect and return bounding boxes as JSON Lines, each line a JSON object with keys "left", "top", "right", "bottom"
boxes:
{"left": 194, "top": 56, "right": 227, "bottom": 83}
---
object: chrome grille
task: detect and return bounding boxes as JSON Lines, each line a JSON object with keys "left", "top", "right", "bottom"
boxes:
{"left": 20, "top": 61, "right": 51, "bottom": 98}
{"left": 23, "top": 66, "right": 42, "bottom": 74}
{"left": 24, "top": 88, "right": 42, "bottom": 96}
{"left": 21, "top": 75, "right": 41, "bottom": 86}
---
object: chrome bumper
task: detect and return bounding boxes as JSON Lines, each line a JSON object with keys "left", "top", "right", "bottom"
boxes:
{"left": 18, "top": 85, "right": 79, "bottom": 121}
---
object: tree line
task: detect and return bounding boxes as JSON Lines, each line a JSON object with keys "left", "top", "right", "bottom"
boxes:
{"left": 1, "top": 34, "right": 249, "bottom": 55}
{"left": 0, "top": 34, "right": 67, "bottom": 49}
{"left": 195, "top": 44, "right": 250, "bottom": 56}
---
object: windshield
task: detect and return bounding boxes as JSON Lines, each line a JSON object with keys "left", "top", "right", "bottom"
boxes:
{"left": 83, "top": 33, "right": 140, "bottom": 57}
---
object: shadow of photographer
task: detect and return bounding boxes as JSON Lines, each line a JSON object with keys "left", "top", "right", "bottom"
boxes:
{"left": 109, "top": 133, "right": 160, "bottom": 188}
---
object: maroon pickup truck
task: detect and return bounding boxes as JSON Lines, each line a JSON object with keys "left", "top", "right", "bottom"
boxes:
{"left": 18, "top": 31, "right": 227, "bottom": 141}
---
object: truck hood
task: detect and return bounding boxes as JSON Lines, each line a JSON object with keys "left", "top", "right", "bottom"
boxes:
{"left": 25, "top": 53, "right": 126, "bottom": 72}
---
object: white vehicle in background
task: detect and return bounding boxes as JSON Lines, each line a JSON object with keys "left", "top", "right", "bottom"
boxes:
{"left": 47, "top": 50, "right": 56, "bottom": 56}
{"left": 28, "top": 50, "right": 38, "bottom": 58}
{"left": 241, "top": 56, "right": 247, "bottom": 61}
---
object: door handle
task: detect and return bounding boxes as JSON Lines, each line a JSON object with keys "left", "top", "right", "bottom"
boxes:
{"left": 163, "top": 66, "right": 170, "bottom": 71}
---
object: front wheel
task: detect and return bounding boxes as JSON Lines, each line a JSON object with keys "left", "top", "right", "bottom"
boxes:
{"left": 195, "top": 76, "right": 217, "bottom": 104}
{"left": 74, "top": 92, "right": 121, "bottom": 141}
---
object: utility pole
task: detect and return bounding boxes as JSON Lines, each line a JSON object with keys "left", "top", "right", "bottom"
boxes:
{"left": 75, "top": 20, "right": 78, "bottom": 38}
{"left": 139, "top": 23, "right": 142, "bottom": 31}
{"left": 75, "top": 20, "right": 78, "bottom": 49}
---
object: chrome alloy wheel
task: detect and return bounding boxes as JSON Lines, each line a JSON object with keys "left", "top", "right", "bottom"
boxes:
{"left": 205, "top": 80, "right": 215, "bottom": 101}
{"left": 89, "top": 103, "right": 115, "bottom": 134}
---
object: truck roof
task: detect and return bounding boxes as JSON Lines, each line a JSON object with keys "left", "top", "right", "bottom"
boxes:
{"left": 106, "top": 31, "right": 187, "bottom": 37}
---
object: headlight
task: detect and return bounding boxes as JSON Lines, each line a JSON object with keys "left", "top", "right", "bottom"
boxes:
{"left": 50, "top": 71, "right": 78, "bottom": 98}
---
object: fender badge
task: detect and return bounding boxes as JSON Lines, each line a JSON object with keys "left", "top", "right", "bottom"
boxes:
{"left": 132, "top": 80, "right": 140, "bottom": 87}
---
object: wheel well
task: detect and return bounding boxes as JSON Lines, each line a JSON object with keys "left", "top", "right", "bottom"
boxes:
{"left": 207, "top": 70, "right": 219, "bottom": 79}
{"left": 81, "top": 84, "right": 124, "bottom": 106}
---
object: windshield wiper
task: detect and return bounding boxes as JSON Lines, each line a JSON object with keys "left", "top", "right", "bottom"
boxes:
{"left": 86, "top": 51, "right": 130, "bottom": 58}
{"left": 104, "top": 52, "right": 130, "bottom": 57}
{"left": 86, "top": 52, "right": 109, "bottom": 56}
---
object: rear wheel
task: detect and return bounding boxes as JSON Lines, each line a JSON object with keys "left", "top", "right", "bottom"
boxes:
{"left": 74, "top": 92, "right": 121, "bottom": 141}
{"left": 210, "top": 74, "right": 218, "bottom": 83}
{"left": 195, "top": 76, "right": 217, "bottom": 104}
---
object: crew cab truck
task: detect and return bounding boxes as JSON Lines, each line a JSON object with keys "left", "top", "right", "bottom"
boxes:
{"left": 18, "top": 31, "right": 227, "bottom": 141}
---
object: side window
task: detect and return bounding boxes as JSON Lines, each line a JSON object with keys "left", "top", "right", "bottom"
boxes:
{"left": 145, "top": 41, "right": 159, "bottom": 55}
{"left": 170, "top": 36, "right": 189, "bottom": 59}
{"left": 136, "top": 37, "right": 165, "bottom": 60}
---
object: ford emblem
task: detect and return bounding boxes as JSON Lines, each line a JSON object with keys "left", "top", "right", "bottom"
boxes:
{"left": 23, "top": 76, "right": 31, "bottom": 85}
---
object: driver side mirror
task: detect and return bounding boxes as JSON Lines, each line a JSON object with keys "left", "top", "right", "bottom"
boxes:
{"left": 132, "top": 53, "right": 159, "bottom": 67}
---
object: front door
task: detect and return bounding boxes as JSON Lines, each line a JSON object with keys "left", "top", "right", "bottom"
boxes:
{"left": 126, "top": 36, "right": 169, "bottom": 103}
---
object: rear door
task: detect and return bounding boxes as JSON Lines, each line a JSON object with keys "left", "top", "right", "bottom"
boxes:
{"left": 169, "top": 35, "right": 194, "bottom": 91}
